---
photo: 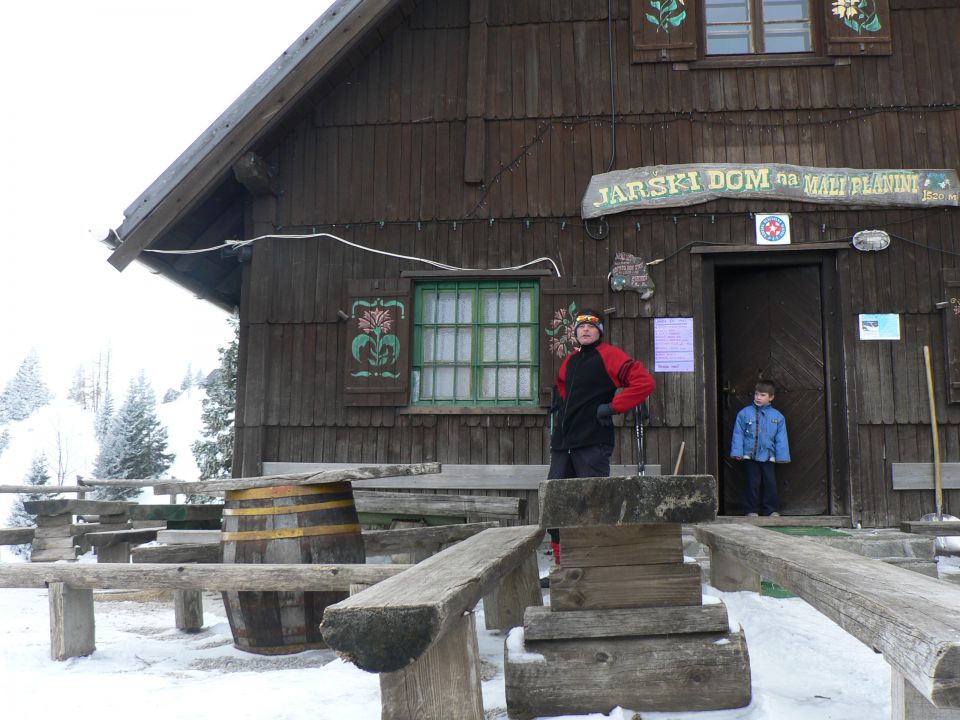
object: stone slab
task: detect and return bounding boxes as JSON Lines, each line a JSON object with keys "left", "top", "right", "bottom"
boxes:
{"left": 539, "top": 475, "right": 717, "bottom": 527}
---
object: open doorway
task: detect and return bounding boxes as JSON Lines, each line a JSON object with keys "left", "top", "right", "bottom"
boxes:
{"left": 712, "top": 258, "right": 843, "bottom": 516}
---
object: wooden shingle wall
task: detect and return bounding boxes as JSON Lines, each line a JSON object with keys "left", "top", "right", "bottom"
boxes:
{"left": 233, "top": 0, "right": 960, "bottom": 526}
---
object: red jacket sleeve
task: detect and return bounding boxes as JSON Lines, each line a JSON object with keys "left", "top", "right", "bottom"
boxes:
{"left": 555, "top": 354, "right": 572, "bottom": 398}
{"left": 598, "top": 344, "right": 656, "bottom": 413}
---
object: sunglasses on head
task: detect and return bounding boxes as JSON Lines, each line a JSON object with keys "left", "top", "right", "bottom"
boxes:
{"left": 575, "top": 314, "right": 601, "bottom": 325}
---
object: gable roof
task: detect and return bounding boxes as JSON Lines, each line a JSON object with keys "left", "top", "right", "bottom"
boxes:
{"left": 103, "top": 0, "right": 407, "bottom": 311}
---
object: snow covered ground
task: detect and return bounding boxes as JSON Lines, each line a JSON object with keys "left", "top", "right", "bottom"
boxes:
{"left": 2, "top": 396, "right": 959, "bottom": 718}
{"left": 6, "top": 552, "right": 955, "bottom": 719}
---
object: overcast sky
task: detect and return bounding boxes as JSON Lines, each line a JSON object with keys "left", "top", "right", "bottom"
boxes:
{"left": 1, "top": 1, "right": 332, "bottom": 396}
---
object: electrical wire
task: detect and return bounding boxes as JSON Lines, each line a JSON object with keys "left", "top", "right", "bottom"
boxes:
{"left": 143, "top": 231, "right": 563, "bottom": 277}
{"left": 605, "top": 0, "right": 617, "bottom": 173}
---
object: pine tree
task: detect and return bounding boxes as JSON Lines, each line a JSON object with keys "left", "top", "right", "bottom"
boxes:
{"left": 95, "top": 389, "right": 114, "bottom": 442}
{"left": 180, "top": 363, "right": 194, "bottom": 393}
{"left": 191, "top": 319, "right": 238, "bottom": 500}
{"left": 67, "top": 367, "right": 88, "bottom": 408}
{"left": 0, "top": 351, "right": 51, "bottom": 422}
{"left": 93, "top": 373, "right": 174, "bottom": 501}
{"left": 7, "top": 453, "right": 56, "bottom": 558}
{"left": 0, "top": 429, "right": 9, "bottom": 461}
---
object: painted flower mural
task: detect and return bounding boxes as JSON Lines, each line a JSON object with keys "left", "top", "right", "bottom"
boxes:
{"left": 832, "top": 0, "right": 882, "bottom": 33}
{"left": 545, "top": 303, "right": 579, "bottom": 358}
{"left": 350, "top": 299, "right": 405, "bottom": 378}
{"left": 645, "top": 0, "right": 686, "bottom": 33}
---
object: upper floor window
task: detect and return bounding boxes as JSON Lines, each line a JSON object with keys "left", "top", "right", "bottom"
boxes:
{"left": 704, "top": 0, "right": 812, "bottom": 55}
{"left": 411, "top": 280, "right": 539, "bottom": 407}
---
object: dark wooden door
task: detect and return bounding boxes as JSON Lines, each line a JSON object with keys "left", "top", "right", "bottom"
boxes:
{"left": 716, "top": 264, "right": 829, "bottom": 515}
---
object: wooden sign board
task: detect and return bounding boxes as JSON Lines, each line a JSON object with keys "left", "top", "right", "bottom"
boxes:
{"left": 581, "top": 164, "right": 960, "bottom": 218}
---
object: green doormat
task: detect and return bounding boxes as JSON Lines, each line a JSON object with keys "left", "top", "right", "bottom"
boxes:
{"left": 770, "top": 526, "right": 851, "bottom": 538}
{"left": 759, "top": 527, "right": 851, "bottom": 597}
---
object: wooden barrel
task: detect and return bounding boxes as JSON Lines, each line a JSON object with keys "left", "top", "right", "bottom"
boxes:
{"left": 220, "top": 482, "right": 365, "bottom": 655}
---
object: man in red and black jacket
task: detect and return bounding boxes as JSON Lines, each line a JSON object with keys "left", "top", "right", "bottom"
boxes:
{"left": 546, "top": 309, "right": 656, "bottom": 564}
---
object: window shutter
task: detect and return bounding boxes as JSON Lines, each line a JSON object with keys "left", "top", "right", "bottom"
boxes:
{"left": 344, "top": 278, "right": 412, "bottom": 407}
{"left": 824, "top": 0, "right": 892, "bottom": 56}
{"left": 942, "top": 269, "right": 960, "bottom": 404}
{"left": 538, "top": 277, "right": 608, "bottom": 406}
{"left": 630, "top": 0, "right": 699, "bottom": 63}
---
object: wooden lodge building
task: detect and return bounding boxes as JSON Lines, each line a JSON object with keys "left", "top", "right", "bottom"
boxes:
{"left": 105, "top": 0, "right": 960, "bottom": 528}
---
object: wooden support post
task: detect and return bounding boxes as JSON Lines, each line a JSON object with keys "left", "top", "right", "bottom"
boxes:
{"left": 483, "top": 551, "right": 542, "bottom": 631}
{"left": 709, "top": 547, "right": 761, "bottom": 593}
{"left": 174, "top": 590, "right": 203, "bottom": 632}
{"left": 892, "top": 670, "right": 960, "bottom": 720}
{"left": 48, "top": 582, "right": 95, "bottom": 660}
{"left": 388, "top": 520, "right": 433, "bottom": 564}
{"left": 380, "top": 611, "right": 484, "bottom": 720}
{"left": 96, "top": 542, "right": 131, "bottom": 564}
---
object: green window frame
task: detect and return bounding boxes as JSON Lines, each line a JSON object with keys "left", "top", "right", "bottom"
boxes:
{"left": 412, "top": 280, "right": 539, "bottom": 406}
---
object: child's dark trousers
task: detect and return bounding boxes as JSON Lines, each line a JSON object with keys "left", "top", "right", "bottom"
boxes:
{"left": 743, "top": 459, "right": 779, "bottom": 516}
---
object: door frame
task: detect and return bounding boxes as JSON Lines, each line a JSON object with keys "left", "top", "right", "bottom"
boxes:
{"left": 698, "top": 247, "right": 849, "bottom": 516}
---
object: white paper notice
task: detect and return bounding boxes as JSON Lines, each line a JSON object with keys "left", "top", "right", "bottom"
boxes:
{"left": 654, "top": 317, "right": 694, "bottom": 372}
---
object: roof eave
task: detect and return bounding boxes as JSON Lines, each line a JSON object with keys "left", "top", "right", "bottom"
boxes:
{"left": 107, "top": 0, "right": 401, "bottom": 273}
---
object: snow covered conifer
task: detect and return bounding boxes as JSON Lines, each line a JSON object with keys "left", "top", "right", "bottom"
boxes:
{"left": 191, "top": 319, "right": 238, "bottom": 499}
{"left": 6, "top": 453, "right": 56, "bottom": 558}
{"left": 0, "top": 351, "right": 51, "bottom": 422}
{"left": 93, "top": 372, "right": 174, "bottom": 500}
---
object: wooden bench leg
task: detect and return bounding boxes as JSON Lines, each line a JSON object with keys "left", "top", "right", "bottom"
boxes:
{"left": 709, "top": 546, "right": 761, "bottom": 593}
{"left": 483, "top": 550, "right": 543, "bottom": 631}
{"left": 379, "top": 611, "right": 484, "bottom": 720}
{"left": 48, "top": 582, "right": 95, "bottom": 660}
{"left": 174, "top": 590, "right": 204, "bottom": 632}
{"left": 891, "top": 669, "right": 960, "bottom": 720}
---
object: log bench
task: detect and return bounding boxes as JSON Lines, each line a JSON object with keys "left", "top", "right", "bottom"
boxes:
{"left": 695, "top": 523, "right": 960, "bottom": 719}
{"left": 0, "top": 562, "right": 409, "bottom": 661}
{"left": 320, "top": 524, "right": 545, "bottom": 720}
{"left": 129, "top": 522, "right": 506, "bottom": 631}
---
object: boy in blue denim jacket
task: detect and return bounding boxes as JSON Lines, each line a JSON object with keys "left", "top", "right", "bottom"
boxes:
{"left": 730, "top": 380, "right": 790, "bottom": 517}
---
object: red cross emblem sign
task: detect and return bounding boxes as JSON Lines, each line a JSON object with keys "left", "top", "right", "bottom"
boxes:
{"left": 755, "top": 213, "right": 791, "bottom": 245}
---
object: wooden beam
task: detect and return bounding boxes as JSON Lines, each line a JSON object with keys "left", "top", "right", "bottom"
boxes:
{"left": 354, "top": 490, "right": 522, "bottom": 521}
{"left": 0, "top": 486, "right": 84, "bottom": 494}
{"left": 522, "top": 603, "right": 731, "bottom": 641}
{"left": 892, "top": 464, "right": 960, "bottom": 491}
{"left": 900, "top": 521, "right": 960, "bottom": 536}
{"left": 0, "top": 562, "right": 409, "bottom": 591}
{"left": 232, "top": 151, "right": 280, "bottom": 196}
{"left": 128, "top": 504, "right": 224, "bottom": 522}
{"left": 85, "top": 528, "right": 161, "bottom": 548}
{"left": 152, "top": 462, "right": 440, "bottom": 494}
{"left": 0, "top": 527, "right": 35, "bottom": 544}
{"left": 22, "top": 499, "right": 132, "bottom": 516}
{"left": 320, "top": 525, "right": 544, "bottom": 672}
{"left": 695, "top": 524, "right": 960, "bottom": 708}
{"left": 263, "top": 462, "right": 661, "bottom": 490}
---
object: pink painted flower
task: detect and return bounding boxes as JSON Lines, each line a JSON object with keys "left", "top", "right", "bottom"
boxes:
{"left": 358, "top": 307, "right": 393, "bottom": 334}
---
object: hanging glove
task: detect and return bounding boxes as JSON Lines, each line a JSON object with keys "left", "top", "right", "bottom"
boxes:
{"left": 596, "top": 403, "right": 614, "bottom": 427}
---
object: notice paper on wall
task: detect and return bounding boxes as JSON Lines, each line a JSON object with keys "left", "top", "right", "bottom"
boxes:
{"left": 858, "top": 313, "right": 901, "bottom": 340}
{"left": 654, "top": 317, "right": 695, "bottom": 372}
